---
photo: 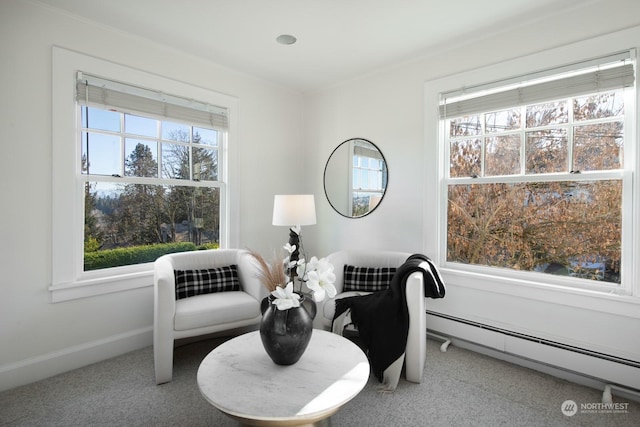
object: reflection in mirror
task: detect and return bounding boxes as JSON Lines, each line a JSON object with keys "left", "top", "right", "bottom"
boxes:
{"left": 324, "top": 138, "right": 388, "bottom": 218}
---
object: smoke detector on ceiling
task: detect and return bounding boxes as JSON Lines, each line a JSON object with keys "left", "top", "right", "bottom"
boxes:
{"left": 276, "top": 34, "right": 297, "bottom": 45}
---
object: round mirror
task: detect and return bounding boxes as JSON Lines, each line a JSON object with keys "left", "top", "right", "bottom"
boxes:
{"left": 323, "top": 138, "right": 388, "bottom": 218}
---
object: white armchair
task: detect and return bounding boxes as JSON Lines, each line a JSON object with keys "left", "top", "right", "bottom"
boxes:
{"left": 154, "top": 249, "right": 266, "bottom": 384}
{"left": 315, "top": 250, "right": 427, "bottom": 386}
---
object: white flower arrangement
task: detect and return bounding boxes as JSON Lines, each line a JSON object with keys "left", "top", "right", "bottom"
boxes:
{"left": 250, "top": 231, "right": 337, "bottom": 311}
{"left": 269, "top": 282, "right": 301, "bottom": 310}
{"left": 282, "top": 241, "right": 337, "bottom": 305}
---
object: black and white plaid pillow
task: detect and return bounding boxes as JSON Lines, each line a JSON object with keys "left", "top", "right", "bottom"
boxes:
{"left": 343, "top": 265, "right": 396, "bottom": 292}
{"left": 174, "top": 265, "right": 240, "bottom": 300}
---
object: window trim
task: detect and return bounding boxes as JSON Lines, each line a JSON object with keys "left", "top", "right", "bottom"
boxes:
{"left": 438, "top": 266, "right": 640, "bottom": 319}
{"left": 50, "top": 47, "right": 239, "bottom": 302}
{"left": 423, "top": 46, "right": 640, "bottom": 309}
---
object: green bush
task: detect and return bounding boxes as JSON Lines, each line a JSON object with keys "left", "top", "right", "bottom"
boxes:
{"left": 84, "top": 237, "right": 101, "bottom": 253}
{"left": 197, "top": 242, "right": 220, "bottom": 250}
{"left": 84, "top": 242, "right": 199, "bottom": 271}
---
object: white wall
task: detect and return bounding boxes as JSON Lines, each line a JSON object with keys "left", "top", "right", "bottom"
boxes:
{"left": 3, "top": 0, "right": 640, "bottom": 392}
{"left": 304, "top": 6, "right": 640, "bottom": 387}
{"left": 0, "top": 1, "right": 304, "bottom": 390}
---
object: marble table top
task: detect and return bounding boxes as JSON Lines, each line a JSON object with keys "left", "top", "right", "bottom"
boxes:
{"left": 197, "top": 329, "right": 370, "bottom": 426}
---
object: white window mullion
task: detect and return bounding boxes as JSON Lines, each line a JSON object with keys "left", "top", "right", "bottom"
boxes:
{"left": 480, "top": 113, "right": 486, "bottom": 178}
{"left": 119, "top": 113, "right": 126, "bottom": 177}
{"left": 520, "top": 105, "right": 526, "bottom": 175}
{"left": 567, "top": 97, "right": 576, "bottom": 173}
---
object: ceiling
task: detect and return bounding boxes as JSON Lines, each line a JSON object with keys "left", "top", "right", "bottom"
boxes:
{"left": 34, "top": 0, "right": 638, "bottom": 93}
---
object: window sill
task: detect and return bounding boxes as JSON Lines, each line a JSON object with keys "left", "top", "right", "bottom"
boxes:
{"left": 440, "top": 267, "right": 640, "bottom": 320}
{"left": 49, "top": 268, "right": 154, "bottom": 303}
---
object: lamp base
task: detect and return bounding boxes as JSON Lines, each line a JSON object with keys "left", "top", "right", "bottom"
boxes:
{"left": 288, "top": 228, "right": 301, "bottom": 263}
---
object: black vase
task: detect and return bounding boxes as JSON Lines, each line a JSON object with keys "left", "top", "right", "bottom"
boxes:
{"left": 260, "top": 295, "right": 316, "bottom": 365}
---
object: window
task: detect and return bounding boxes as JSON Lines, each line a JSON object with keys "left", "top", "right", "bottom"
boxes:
{"left": 78, "top": 74, "right": 227, "bottom": 269}
{"left": 51, "top": 47, "right": 238, "bottom": 302}
{"left": 351, "top": 140, "right": 387, "bottom": 216}
{"left": 439, "top": 51, "right": 635, "bottom": 292}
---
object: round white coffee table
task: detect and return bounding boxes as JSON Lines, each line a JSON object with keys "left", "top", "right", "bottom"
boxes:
{"left": 197, "top": 329, "right": 370, "bottom": 426}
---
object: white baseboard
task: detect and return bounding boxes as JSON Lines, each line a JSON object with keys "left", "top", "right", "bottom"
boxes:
{"left": 0, "top": 326, "right": 153, "bottom": 393}
{"left": 426, "top": 312, "right": 640, "bottom": 402}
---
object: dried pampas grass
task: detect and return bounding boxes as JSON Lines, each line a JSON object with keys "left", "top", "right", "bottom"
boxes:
{"left": 248, "top": 250, "right": 286, "bottom": 292}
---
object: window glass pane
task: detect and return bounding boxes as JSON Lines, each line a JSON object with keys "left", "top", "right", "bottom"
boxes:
{"left": 367, "top": 170, "right": 380, "bottom": 189}
{"left": 82, "top": 106, "right": 120, "bottom": 132}
{"left": 447, "top": 180, "right": 621, "bottom": 284}
{"left": 161, "top": 142, "right": 190, "bottom": 180}
{"left": 450, "top": 138, "right": 481, "bottom": 178}
{"left": 485, "top": 108, "right": 521, "bottom": 133}
{"left": 363, "top": 158, "right": 372, "bottom": 169}
{"left": 450, "top": 115, "right": 481, "bottom": 137}
{"left": 485, "top": 134, "right": 520, "bottom": 176}
{"left": 162, "top": 121, "right": 190, "bottom": 142}
{"left": 194, "top": 127, "right": 218, "bottom": 146}
{"left": 525, "top": 129, "right": 568, "bottom": 174}
{"left": 82, "top": 132, "right": 121, "bottom": 176}
{"left": 84, "top": 182, "right": 220, "bottom": 271}
{"left": 573, "top": 122, "right": 624, "bottom": 171}
{"left": 125, "top": 139, "right": 158, "bottom": 178}
{"left": 360, "top": 169, "right": 369, "bottom": 188}
{"left": 526, "top": 100, "right": 568, "bottom": 127}
{"left": 125, "top": 114, "right": 157, "bottom": 137}
{"left": 574, "top": 90, "right": 624, "bottom": 121}
{"left": 192, "top": 147, "right": 218, "bottom": 181}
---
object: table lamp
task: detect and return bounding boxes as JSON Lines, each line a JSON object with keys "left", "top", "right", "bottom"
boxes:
{"left": 272, "top": 194, "right": 316, "bottom": 274}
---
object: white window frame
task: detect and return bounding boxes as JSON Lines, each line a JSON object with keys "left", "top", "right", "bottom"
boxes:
{"left": 50, "top": 47, "right": 239, "bottom": 302}
{"left": 423, "top": 46, "right": 640, "bottom": 317}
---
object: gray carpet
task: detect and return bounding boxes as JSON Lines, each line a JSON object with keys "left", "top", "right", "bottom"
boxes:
{"left": 1, "top": 337, "right": 637, "bottom": 426}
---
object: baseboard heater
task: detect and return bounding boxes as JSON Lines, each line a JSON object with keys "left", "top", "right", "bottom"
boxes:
{"left": 425, "top": 310, "right": 640, "bottom": 402}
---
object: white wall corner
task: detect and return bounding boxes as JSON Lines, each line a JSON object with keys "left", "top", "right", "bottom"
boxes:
{"left": 0, "top": 327, "right": 152, "bottom": 393}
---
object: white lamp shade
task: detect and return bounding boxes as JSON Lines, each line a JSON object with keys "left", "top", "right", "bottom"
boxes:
{"left": 272, "top": 195, "right": 317, "bottom": 226}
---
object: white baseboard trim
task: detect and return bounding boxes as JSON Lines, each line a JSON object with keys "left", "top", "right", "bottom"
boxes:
{"left": 426, "top": 312, "right": 640, "bottom": 402}
{"left": 0, "top": 326, "right": 153, "bottom": 393}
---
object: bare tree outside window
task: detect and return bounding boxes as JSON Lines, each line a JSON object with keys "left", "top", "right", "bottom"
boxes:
{"left": 446, "top": 90, "right": 625, "bottom": 284}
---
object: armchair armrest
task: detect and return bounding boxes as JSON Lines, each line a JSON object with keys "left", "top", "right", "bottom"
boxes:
{"left": 405, "top": 271, "right": 426, "bottom": 382}
{"left": 237, "top": 252, "right": 268, "bottom": 303}
{"left": 154, "top": 255, "right": 177, "bottom": 338}
{"left": 153, "top": 254, "right": 178, "bottom": 384}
